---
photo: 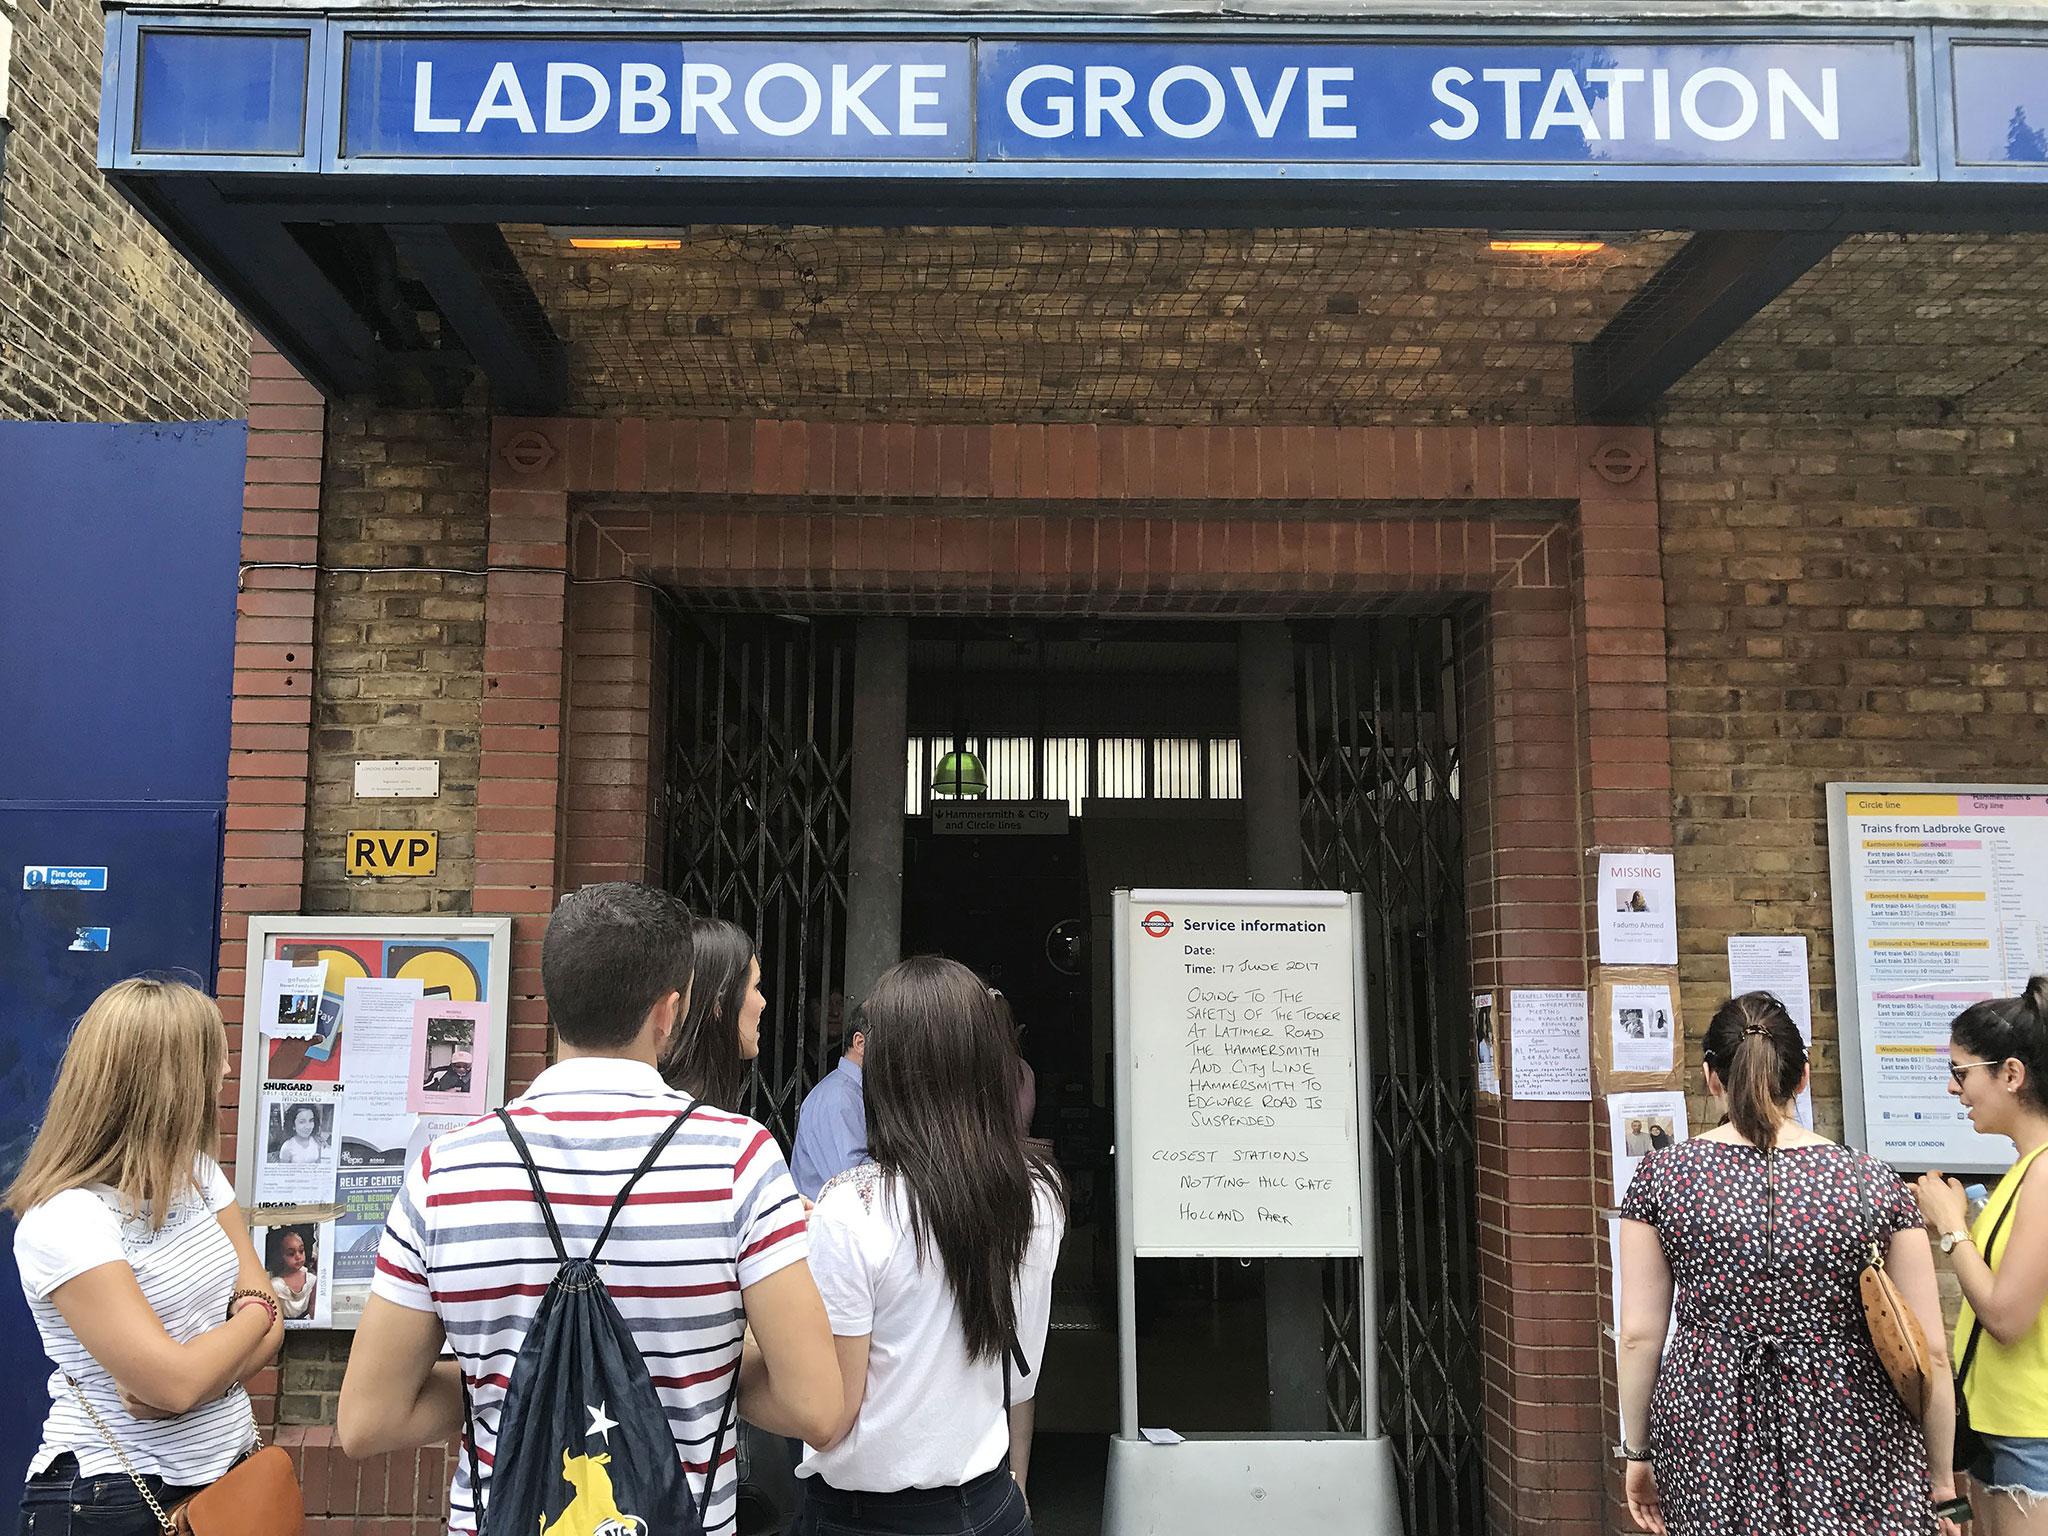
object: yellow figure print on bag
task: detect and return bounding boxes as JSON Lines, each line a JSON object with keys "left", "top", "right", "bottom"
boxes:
{"left": 538, "top": 1451, "right": 648, "bottom": 1536}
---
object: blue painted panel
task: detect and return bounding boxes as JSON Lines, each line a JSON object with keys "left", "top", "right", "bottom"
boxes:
{"left": 345, "top": 37, "right": 970, "bottom": 159}
{"left": 978, "top": 41, "right": 1914, "bottom": 164}
{"left": 137, "top": 29, "right": 308, "bottom": 155}
{"left": 0, "top": 422, "right": 244, "bottom": 805}
{"left": 0, "top": 805, "right": 225, "bottom": 1506}
{"left": 330, "top": 28, "right": 1917, "bottom": 170}
{"left": 1951, "top": 43, "right": 2048, "bottom": 165}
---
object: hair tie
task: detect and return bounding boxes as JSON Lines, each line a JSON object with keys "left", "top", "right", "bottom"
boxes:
{"left": 1742, "top": 1022, "right": 1771, "bottom": 1038}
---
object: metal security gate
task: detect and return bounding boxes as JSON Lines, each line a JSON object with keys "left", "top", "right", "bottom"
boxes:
{"left": 1296, "top": 615, "right": 1481, "bottom": 1536}
{"left": 661, "top": 611, "right": 856, "bottom": 1142}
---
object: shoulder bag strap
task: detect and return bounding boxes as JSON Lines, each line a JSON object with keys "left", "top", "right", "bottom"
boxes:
{"left": 692, "top": 1353, "right": 741, "bottom": 1528}
{"left": 1957, "top": 1153, "right": 2036, "bottom": 1387}
{"left": 62, "top": 1375, "right": 177, "bottom": 1533}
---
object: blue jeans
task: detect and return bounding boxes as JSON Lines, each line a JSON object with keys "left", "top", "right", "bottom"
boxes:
{"left": 18, "top": 1455, "right": 204, "bottom": 1536}
{"left": 1969, "top": 1433, "right": 2048, "bottom": 1499}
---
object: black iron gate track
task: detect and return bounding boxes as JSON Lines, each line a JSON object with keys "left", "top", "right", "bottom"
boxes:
{"left": 1297, "top": 614, "right": 1482, "bottom": 1536}
{"left": 661, "top": 611, "right": 856, "bottom": 1143}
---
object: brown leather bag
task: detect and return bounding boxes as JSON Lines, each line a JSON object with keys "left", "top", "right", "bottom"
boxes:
{"left": 66, "top": 1378, "right": 306, "bottom": 1536}
{"left": 170, "top": 1445, "right": 305, "bottom": 1536}
{"left": 1854, "top": 1171, "right": 1932, "bottom": 1420}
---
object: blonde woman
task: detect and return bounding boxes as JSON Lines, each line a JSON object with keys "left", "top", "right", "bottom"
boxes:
{"left": 9, "top": 978, "right": 284, "bottom": 1536}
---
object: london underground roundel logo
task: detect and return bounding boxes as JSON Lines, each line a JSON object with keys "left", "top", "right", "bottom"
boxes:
{"left": 1141, "top": 910, "right": 1174, "bottom": 939}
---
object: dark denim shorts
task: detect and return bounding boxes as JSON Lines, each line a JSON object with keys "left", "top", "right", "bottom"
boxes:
{"left": 18, "top": 1455, "right": 204, "bottom": 1536}
{"left": 796, "top": 1462, "right": 1029, "bottom": 1536}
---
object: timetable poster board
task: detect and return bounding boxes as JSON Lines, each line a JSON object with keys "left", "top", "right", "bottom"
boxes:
{"left": 1119, "top": 889, "right": 1364, "bottom": 1258}
{"left": 236, "top": 916, "right": 512, "bottom": 1328}
{"left": 1829, "top": 786, "right": 2048, "bottom": 1173}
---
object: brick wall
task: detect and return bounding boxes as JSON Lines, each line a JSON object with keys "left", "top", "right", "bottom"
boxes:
{"left": 1656, "top": 414, "right": 2048, "bottom": 1139}
{"left": 0, "top": 0, "right": 245, "bottom": 417}
{"left": 302, "top": 404, "right": 491, "bottom": 921}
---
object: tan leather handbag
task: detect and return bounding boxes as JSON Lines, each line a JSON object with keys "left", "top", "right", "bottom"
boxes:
{"left": 1853, "top": 1172, "right": 1932, "bottom": 1421}
{"left": 66, "top": 1377, "right": 306, "bottom": 1536}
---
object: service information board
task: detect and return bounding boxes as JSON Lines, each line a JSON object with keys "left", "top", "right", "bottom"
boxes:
{"left": 1121, "top": 889, "right": 1363, "bottom": 1257}
{"left": 1830, "top": 786, "right": 2048, "bottom": 1173}
{"left": 236, "top": 916, "right": 512, "bottom": 1328}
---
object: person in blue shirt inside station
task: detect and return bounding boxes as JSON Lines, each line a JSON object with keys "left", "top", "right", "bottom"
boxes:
{"left": 792, "top": 997, "right": 867, "bottom": 1202}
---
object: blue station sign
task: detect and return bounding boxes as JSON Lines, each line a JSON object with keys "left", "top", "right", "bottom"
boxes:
{"left": 338, "top": 37, "right": 1913, "bottom": 167}
{"left": 102, "top": 16, "right": 2048, "bottom": 184}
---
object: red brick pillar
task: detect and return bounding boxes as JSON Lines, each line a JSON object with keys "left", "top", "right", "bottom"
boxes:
{"left": 1469, "top": 522, "right": 1607, "bottom": 1533}
{"left": 218, "top": 337, "right": 324, "bottom": 1428}
{"left": 1572, "top": 429, "right": 1676, "bottom": 1534}
{"left": 478, "top": 426, "right": 573, "bottom": 1095}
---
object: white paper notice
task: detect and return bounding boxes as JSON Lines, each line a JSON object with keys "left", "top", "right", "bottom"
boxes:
{"left": 1610, "top": 983, "right": 1676, "bottom": 1075}
{"left": 1473, "top": 993, "right": 1500, "bottom": 1098}
{"left": 1609, "top": 1089, "right": 1689, "bottom": 1197}
{"left": 1597, "top": 852, "right": 1679, "bottom": 966}
{"left": 256, "top": 1082, "right": 343, "bottom": 1205}
{"left": 1510, "top": 990, "right": 1591, "bottom": 1101}
{"left": 1728, "top": 935, "right": 1815, "bottom": 1127}
{"left": 259, "top": 960, "right": 329, "bottom": 1040}
{"left": 338, "top": 977, "right": 423, "bottom": 1120}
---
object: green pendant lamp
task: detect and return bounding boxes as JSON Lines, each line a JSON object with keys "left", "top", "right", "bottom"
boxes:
{"left": 931, "top": 747, "right": 988, "bottom": 799}
{"left": 930, "top": 636, "right": 987, "bottom": 799}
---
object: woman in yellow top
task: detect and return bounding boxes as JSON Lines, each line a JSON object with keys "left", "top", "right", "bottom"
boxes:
{"left": 1916, "top": 976, "right": 2048, "bottom": 1535}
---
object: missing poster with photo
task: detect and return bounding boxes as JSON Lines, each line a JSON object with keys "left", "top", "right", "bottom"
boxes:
{"left": 407, "top": 999, "right": 491, "bottom": 1115}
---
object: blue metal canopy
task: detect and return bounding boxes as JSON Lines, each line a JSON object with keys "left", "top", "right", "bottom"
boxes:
{"left": 96, "top": 11, "right": 2048, "bottom": 410}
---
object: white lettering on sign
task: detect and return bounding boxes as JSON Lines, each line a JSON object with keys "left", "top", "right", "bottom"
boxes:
{"left": 1124, "top": 889, "right": 1362, "bottom": 1258}
{"left": 1428, "top": 62, "right": 1839, "bottom": 143}
{"left": 412, "top": 57, "right": 960, "bottom": 139}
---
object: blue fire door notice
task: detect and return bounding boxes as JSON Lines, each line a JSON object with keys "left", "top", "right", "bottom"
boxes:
{"left": 23, "top": 865, "right": 110, "bottom": 890}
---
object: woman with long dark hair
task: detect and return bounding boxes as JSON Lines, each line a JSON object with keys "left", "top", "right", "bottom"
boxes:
{"left": 657, "top": 916, "right": 765, "bottom": 1113}
{"left": 797, "top": 956, "right": 1066, "bottom": 1536}
{"left": 1616, "top": 992, "right": 1959, "bottom": 1536}
{"left": 1914, "top": 978, "right": 2048, "bottom": 1536}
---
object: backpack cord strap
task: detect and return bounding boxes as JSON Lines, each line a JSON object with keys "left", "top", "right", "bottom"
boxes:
{"left": 458, "top": 1361, "right": 488, "bottom": 1534}
{"left": 496, "top": 1109, "right": 570, "bottom": 1265}
{"left": 693, "top": 1352, "right": 742, "bottom": 1528}
{"left": 589, "top": 1100, "right": 699, "bottom": 1265}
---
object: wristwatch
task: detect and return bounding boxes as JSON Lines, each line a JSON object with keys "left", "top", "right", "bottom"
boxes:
{"left": 1616, "top": 1443, "right": 1654, "bottom": 1463}
{"left": 1941, "top": 1230, "right": 1975, "bottom": 1255}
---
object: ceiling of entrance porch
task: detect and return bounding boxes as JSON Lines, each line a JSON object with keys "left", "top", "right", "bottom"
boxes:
{"left": 506, "top": 225, "right": 1685, "bottom": 424}
{"left": 504, "top": 226, "right": 2048, "bottom": 423}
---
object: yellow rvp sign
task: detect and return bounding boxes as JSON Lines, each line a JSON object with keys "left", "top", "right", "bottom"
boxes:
{"left": 347, "top": 830, "right": 439, "bottom": 877}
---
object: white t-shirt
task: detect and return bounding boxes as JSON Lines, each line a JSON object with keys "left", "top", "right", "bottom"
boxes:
{"left": 12, "top": 1158, "right": 257, "bottom": 1484}
{"left": 802, "top": 1164, "right": 1064, "bottom": 1492}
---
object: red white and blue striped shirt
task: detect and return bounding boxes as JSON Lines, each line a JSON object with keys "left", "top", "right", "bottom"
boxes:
{"left": 372, "top": 1057, "right": 809, "bottom": 1535}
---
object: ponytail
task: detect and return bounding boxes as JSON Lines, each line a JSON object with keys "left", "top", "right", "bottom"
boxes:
{"left": 1701, "top": 992, "right": 1807, "bottom": 1150}
{"left": 1950, "top": 975, "right": 2048, "bottom": 1112}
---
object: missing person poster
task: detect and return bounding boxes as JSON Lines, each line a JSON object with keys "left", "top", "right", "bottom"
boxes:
{"left": 239, "top": 920, "right": 509, "bottom": 1328}
{"left": 1830, "top": 787, "right": 2048, "bottom": 1171}
{"left": 1596, "top": 852, "right": 1679, "bottom": 966}
{"left": 259, "top": 1218, "right": 334, "bottom": 1330}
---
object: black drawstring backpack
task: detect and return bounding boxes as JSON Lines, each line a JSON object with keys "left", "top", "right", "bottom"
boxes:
{"left": 461, "top": 1103, "right": 738, "bottom": 1536}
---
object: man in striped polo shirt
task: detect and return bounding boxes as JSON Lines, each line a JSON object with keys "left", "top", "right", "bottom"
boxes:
{"left": 338, "top": 883, "right": 845, "bottom": 1533}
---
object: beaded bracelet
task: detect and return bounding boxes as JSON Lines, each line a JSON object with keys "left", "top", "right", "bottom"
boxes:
{"left": 228, "top": 1286, "right": 280, "bottom": 1326}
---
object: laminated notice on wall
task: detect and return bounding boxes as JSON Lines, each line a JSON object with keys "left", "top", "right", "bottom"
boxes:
{"left": 1508, "top": 990, "right": 1591, "bottom": 1102}
{"left": 1597, "top": 852, "right": 1679, "bottom": 966}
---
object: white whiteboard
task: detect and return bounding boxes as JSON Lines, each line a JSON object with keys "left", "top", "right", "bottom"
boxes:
{"left": 1829, "top": 784, "right": 2048, "bottom": 1174}
{"left": 1119, "top": 889, "right": 1364, "bottom": 1258}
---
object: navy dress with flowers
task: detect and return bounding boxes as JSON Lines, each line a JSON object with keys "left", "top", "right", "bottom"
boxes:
{"left": 1620, "top": 1139, "right": 1936, "bottom": 1535}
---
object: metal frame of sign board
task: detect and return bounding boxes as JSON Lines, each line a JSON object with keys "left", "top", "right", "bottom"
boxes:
{"left": 232, "top": 913, "right": 513, "bottom": 1211}
{"left": 1827, "top": 782, "right": 2041, "bottom": 1175}
{"left": 1111, "top": 888, "right": 1380, "bottom": 1441}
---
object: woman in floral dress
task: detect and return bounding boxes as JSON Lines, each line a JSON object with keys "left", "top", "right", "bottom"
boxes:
{"left": 1616, "top": 992, "right": 1961, "bottom": 1535}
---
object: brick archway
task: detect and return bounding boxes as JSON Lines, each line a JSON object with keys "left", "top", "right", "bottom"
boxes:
{"left": 482, "top": 417, "right": 1669, "bottom": 1535}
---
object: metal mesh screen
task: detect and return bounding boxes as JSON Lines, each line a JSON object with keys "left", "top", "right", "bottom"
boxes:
{"left": 1296, "top": 614, "right": 1479, "bottom": 1536}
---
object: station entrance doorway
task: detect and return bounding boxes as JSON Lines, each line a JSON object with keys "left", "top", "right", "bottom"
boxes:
{"left": 659, "top": 609, "right": 1481, "bottom": 1535}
